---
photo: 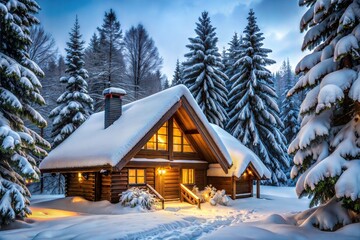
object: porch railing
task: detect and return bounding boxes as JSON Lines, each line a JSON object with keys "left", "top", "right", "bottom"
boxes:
{"left": 146, "top": 184, "right": 165, "bottom": 209}
{"left": 180, "top": 183, "right": 201, "bottom": 209}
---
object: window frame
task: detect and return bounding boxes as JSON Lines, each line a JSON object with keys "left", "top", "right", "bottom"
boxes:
{"left": 173, "top": 121, "right": 195, "bottom": 153}
{"left": 182, "top": 168, "right": 195, "bottom": 185}
{"left": 142, "top": 122, "right": 168, "bottom": 151}
{"left": 128, "top": 168, "right": 146, "bottom": 185}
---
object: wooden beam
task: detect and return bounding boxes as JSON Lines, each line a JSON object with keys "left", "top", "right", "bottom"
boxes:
{"left": 256, "top": 180, "right": 260, "bottom": 198}
{"left": 181, "top": 97, "right": 231, "bottom": 173}
{"left": 126, "top": 161, "right": 208, "bottom": 169}
{"left": 184, "top": 129, "right": 199, "bottom": 134}
{"left": 168, "top": 117, "right": 174, "bottom": 161}
{"left": 173, "top": 114, "right": 204, "bottom": 160}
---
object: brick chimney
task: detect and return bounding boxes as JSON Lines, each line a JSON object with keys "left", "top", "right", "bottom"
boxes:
{"left": 103, "top": 87, "right": 127, "bottom": 129}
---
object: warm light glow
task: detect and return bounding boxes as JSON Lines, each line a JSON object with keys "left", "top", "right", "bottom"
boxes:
{"left": 129, "top": 169, "right": 145, "bottom": 184}
{"left": 158, "top": 168, "right": 166, "bottom": 175}
{"left": 25, "top": 179, "right": 33, "bottom": 185}
{"left": 30, "top": 207, "right": 78, "bottom": 221}
{"left": 78, "top": 172, "right": 83, "bottom": 183}
{"left": 182, "top": 169, "right": 194, "bottom": 184}
{"left": 173, "top": 121, "right": 195, "bottom": 153}
{"left": 143, "top": 122, "right": 168, "bottom": 150}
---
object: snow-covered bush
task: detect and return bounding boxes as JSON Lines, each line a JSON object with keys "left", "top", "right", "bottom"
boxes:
{"left": 192, "top": 185, "right": 230, "bottom": 206}
{"left": 210, "top": 190, "right": 230, "bottom": 206}
{"left": 119, "top": 187, "right": 157, "bottom": 210}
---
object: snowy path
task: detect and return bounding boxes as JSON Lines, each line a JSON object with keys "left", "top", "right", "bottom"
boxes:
{"left": 122, "top": 210, "right": 257, "bottom": 239}
{"left": 2, "top": 187, "right": 359, "bottom": 239}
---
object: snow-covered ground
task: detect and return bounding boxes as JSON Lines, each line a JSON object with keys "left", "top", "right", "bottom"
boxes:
{"left": 1, "top": 186, "right": 359, "bottom": 240}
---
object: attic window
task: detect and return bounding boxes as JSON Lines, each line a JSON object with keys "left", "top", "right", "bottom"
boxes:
{"left": 173, "top": 121, "right": 194, "bottom": 153}
{"left": 143, "top": 122, "right": 168, "bottom": 151}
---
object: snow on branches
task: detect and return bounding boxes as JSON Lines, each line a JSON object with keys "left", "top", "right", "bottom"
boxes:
{"left": 183, "top": 11, "right": 228, "bottom": 128}
{"left": 289, "top": 0, "right": 360, "bottom": 229}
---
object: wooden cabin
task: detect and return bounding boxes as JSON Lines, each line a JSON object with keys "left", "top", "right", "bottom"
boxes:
{"left": 40, "top": 85, "right": 270, "bottom": 206}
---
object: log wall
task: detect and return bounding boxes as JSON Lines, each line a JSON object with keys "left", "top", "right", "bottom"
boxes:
{"left": 194, "top": 169, "right": 206, "bottom": 190}
{"left": 109, "top": 168, "right": 156, "bottom": 203}
{"left": 207, "top": 176, "right": 234, "bottom": 198}
{"left": 110, "top": 169, "right": 128, "bottom": 203}
{"left": 100, "top": 173, "right": 111, "bottom": 201}
{"left": 65, "top": 172, "right": 96, "bottom": 201}
{"left": 235, "top": 175, "right": 253, "bottom": 197}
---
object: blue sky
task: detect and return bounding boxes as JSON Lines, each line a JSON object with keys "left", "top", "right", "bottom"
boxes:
{"left": 36, "top": 0, "right": 307, "bottom": 80}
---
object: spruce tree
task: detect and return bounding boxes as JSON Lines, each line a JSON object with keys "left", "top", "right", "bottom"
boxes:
{"left": 172, "top": 59, "right": 183, "bottom": 86}
{"left": 227, "top": 9, "right": 289, "bottom": 185}
{"left": 0, "top": 0, "right": 50, "bottom": 225}
{"left": 50, "top": 17, "right": 93, "bottom": 147}
{"left": 225, "top": 32, "right": 241, "bottom": 91}
{"left": 288, "top": 0, "right": 360, "bottom": 227}
{"left": 281, "top": 59, "right": 299, "bottom": 144}
{"left": 97, "top": 9, "right": 124, "bottom": 87}
{"left": 221, "top": 47, "right": 227, "bottom": 73}
{"left": 183, "top": 11, "right": 228, "bottom": 128}
{"left": 163, "top": 78, "right": 170, "bottom": 90}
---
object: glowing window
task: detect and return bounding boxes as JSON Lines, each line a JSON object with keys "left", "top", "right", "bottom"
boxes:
{"left": 128, "top": 169, "right": 145, "bottom": 185}
{"left": 182, "top": 169, "right": 195, "bottom": 184}
{"left": 143, "top": 122, "right": 168, "bottom": 151}
{"left": 173, "top": 121, "right": 194, "bottom": 153}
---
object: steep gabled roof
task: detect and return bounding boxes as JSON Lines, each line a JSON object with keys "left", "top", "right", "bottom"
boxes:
{"left": 208, "top": 124, "right": 271, "bottom": 179}
{"left": 40, "top": 85, "right": 232, "bottom": 172}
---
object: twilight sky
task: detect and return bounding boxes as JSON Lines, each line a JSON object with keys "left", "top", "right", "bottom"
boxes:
{"left": 36, "top": 0, "right": 307, "bottom": 81}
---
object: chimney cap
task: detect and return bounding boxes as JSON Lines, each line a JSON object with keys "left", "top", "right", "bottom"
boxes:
{"left": 103, "top": 87, "right": 127, "bottom": 96}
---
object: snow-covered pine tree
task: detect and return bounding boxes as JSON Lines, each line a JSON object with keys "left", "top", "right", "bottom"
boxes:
{"left": 172, "top": 59, "right": 183, "bottom": 86}
{"left": 0, "top": 0, "right": 50, "bottom": 225}
{"left": 183, "top": 11, "right": 228, "bottom": 128}
{"left": 275, "top": 61, "right": 287, "bottom": 111}
{"left": 163, "top": 78, "right": 170, "bottom": 90}
{"left": 281, "top": 59, "right": 299, "bottom": 144}
{"left": 288, "top": 0, "right": 360, "bottom": 228}
{"left": 227, "top": 9, "right": 289, "bottom": 185}
{"left": 50, "top": 16, "right": 93, "bottom": 147}
{"left": 221, "top": 47, "right": 227, "bottom": 73}
{"left": 225, "top": 32, "right": 242, "bottom": 92}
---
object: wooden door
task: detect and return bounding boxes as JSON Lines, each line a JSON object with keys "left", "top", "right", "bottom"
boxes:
{"left": 155, "top": 167, "right": 180, "bottom": 200}
{"left": 155, "top": 167, "right": 165, "bottom": 197}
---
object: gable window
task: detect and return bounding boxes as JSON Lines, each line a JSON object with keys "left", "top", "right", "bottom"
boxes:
{"left": 173, "top": 121, "right": 195, "bottom": 153}
{"left": 182, "top": 169, "right": 195, "bottom": 184}
{"left": 143, "top": 122, "right": 168, "bottom": 151}
{"left": 128, "top": 169, "right": 145, "bottom": 185}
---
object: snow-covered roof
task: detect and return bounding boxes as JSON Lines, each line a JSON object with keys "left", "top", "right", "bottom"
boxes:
{"left": 40, "top": 85, "right": 232, "bottom": 170}
{"left": 208, "top": 124, "right": 271, "bottom": 179}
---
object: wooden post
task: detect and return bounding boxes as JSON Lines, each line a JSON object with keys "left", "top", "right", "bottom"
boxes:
{"left": 256, "top": 180, "right": 260, "bottom": 198}
{"left": 232, "top": 176, "right": 236, "bottom": 200}
{"left": 168, "top": 118, "right": 174, "bottom": 161}
{"left": 95, "top": 172, "right": 102, "bottom": 201}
